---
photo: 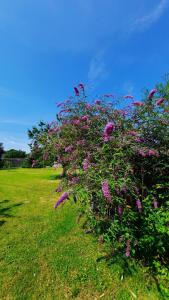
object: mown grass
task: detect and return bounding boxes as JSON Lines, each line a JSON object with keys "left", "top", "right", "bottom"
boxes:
{"left": 0, "top": 168, "right": 163, "bottom": 299}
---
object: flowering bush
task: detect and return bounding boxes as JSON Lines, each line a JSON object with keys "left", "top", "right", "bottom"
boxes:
{"left": 35, "top": 80, "right": 169, "bottom": 289}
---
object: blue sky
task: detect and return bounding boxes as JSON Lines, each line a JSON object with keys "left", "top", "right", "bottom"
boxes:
{"left": 0, "top": 0, "right": 169, "bottom": 152}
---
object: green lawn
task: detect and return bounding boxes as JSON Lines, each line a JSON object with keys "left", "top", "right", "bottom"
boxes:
{"left": 0, "top": 168, "right": 162, "bottom": 299}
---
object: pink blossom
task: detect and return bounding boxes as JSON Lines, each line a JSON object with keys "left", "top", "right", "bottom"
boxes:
{"left": 58, "top": 109, "right": 70, "bottom": 115}
{"left": 72, "top": 119, "right": 80, "bottom": 125}
{"left": 118, "top": 110, "right": 128, "bottom": 116}
{"left": 83, "top": 159, "right": 90, "bottom": 171}
{"left": 95, "top": 99, "right": 101, "bottom": 105}
{"left": 148, "top": 88, "right": 157, "bottom": 99}
{"left": 104, "top": 94, "right": 114, "bottom": 98}
{"left": 85, "top": 103, "right": 91, "bottom": 110}
{"left": 43, "top": 153, "right": 49, "bottom": 161}
{"left": 104, "top": 122, "right": 114, "bottom": 136}
{"left": 153, "top": 199, "right": 158, "bottom": 209}
{"left": 82, "top": 125, "right": 89, "bottom": 130}
{"left": 74, "top": 87, "right": 80, "bottom": 96}
{"left": 69, "top": 176, "right": 80, "bottom": 185}
{"left": 128, "top": 130, "right": 138, "bottom": 136}
{"left": 125, "top": 240, "right": 131, "bottom": 257}
{"left": 156, "top": 98, "right": 165, "bottom": 106}
{"left": 65, "top": 145, "right": 73, "bottom": 153}
{"left": 55, "top": 186, "right": 62, "bottom": 193}
{"left": 133, "top": 101, "right": 144, "bottom": 107}
{"left": 56, "top": 102, "right": 63, "bottom": 107}
{"left": 138, "top": 149, "right": 146, "bottom": 157}
{"left": 78, "top": 83, "right": 85, "bottom": 92}
{"left": 117, "top": 205, "right": 123, "bottom": 217}
{"left": 81, "top": 115, "right": 88, "bottom": 121}
{"left": 124, "top": 95, "right": 134, "bottom": 99}
{"left": 77, "top": 140, "right": 86, "bottom": 146}
{"left": 147, "top": 149, "right": 159, "bottom": 157}
{"left": 32, "top": 160, "right": 37, "bottom": 168}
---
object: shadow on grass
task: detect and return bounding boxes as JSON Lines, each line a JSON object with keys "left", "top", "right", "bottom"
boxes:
{"left": 48, "top": 174, "right": 62, "bottom": 180}
{"left": 0, "top": 199, "right": 24, "bottom": 227}
{"left": 96, "top": 252, "right": 137, "bottom": 277}
{"left": 96, "top": 252, "right": 167, "bottom": 299}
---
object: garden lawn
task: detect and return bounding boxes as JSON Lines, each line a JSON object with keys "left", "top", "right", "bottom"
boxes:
{"left": 0, "top": 168, "right": 162, "bottom": 299}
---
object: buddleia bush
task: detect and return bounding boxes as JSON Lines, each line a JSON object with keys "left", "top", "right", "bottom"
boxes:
{"left": 41, "top": 81, "right": 169, "bottom": 285}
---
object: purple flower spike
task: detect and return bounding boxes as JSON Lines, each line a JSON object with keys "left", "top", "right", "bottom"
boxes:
{"left": 54, "top": 192, "right": 69, "bottom": 208}
{"left": 55, "top": 186, "right": 62, "bottom": 193}
{"left": 136, "top": 199, "right": 142, "bottom": 212}
{"left": 78, "top": 83, "right": 84, "bottom": 92}
{"left": 156, "top": 98, "right": 165, "bottom": 106}
{"left": 153, "top": 199, "right": 158, "bottom": 209}
{"left": 102, "top": 181, "right": 112, "bottom": 204}
{"left": 148, "top": 88, "right": 157, "bottom": 100}
{"left": 125, "top": 240, "right": 131, "bottom": 257}
{"left": 74, "top": 87, "right": 79, "bottom": 96}
{"left": 117, "top": 205, "right": 123, "bottom": 217}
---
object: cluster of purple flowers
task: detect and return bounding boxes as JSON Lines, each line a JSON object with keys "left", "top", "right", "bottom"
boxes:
{"left": 138, "top": 149, "right": 159, "bottom": 157}
{"left": 81, "top": 115, "right": 88, "bottom": 122}
{"left": 102, "top": 181, "right": 112, "bottom": 204}
{"left": 103, "top": 122, "right": 115, "bottom": 141}
{"left": 136, "top": 199, "right": 142, "bottom": 213}
{"left": 72, "top": 119, "right": 80, "bottom": 125}
{"left": 82, "top": 158, "right": 90, "bottom": 171}
{"left": 77, "top": 140, "right": 86, "bottom": 146}
{"left": 69, "top": 177, "right": 80, "bottom": 185}
{"left": 65, "top": 145, "right": 73, "bottom": 153}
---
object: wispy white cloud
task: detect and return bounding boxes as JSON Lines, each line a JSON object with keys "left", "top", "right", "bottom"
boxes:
{"left": 0, "top": 119, "right": 33, "bottom": 126}
{"left": 88, "top": 50, "right": 108, "bottom": 86}
{"left": 122, "top": 81, "right": 134, "bottom": 95}
{"left": 0, "top": 136, "right": 29, "bottom": 152}
{"left": 131, "top": 0, "right": 169, "bottom": 31}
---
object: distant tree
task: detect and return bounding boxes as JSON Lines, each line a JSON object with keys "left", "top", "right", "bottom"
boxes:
{"left": 0, "top": 143, "right": 4, "bottom": 168}
{"left": 28, "top": 121, "right": 54, "bottom": 167}
{"left": 3, "top": 149, "right": 27, "bottom": 159}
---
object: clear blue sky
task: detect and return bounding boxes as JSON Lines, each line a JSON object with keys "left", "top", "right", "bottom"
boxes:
{"left": 0, "top": 0, "right": 169, "bottom": 152}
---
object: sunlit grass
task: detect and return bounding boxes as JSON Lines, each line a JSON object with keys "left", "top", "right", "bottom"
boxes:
{"left": 0, "top": 168, "right": 162, "bottom": 299}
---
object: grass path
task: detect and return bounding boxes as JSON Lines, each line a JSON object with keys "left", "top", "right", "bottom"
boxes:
{"left": 0, "top": 168, "right": 162, "bottom": 299}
